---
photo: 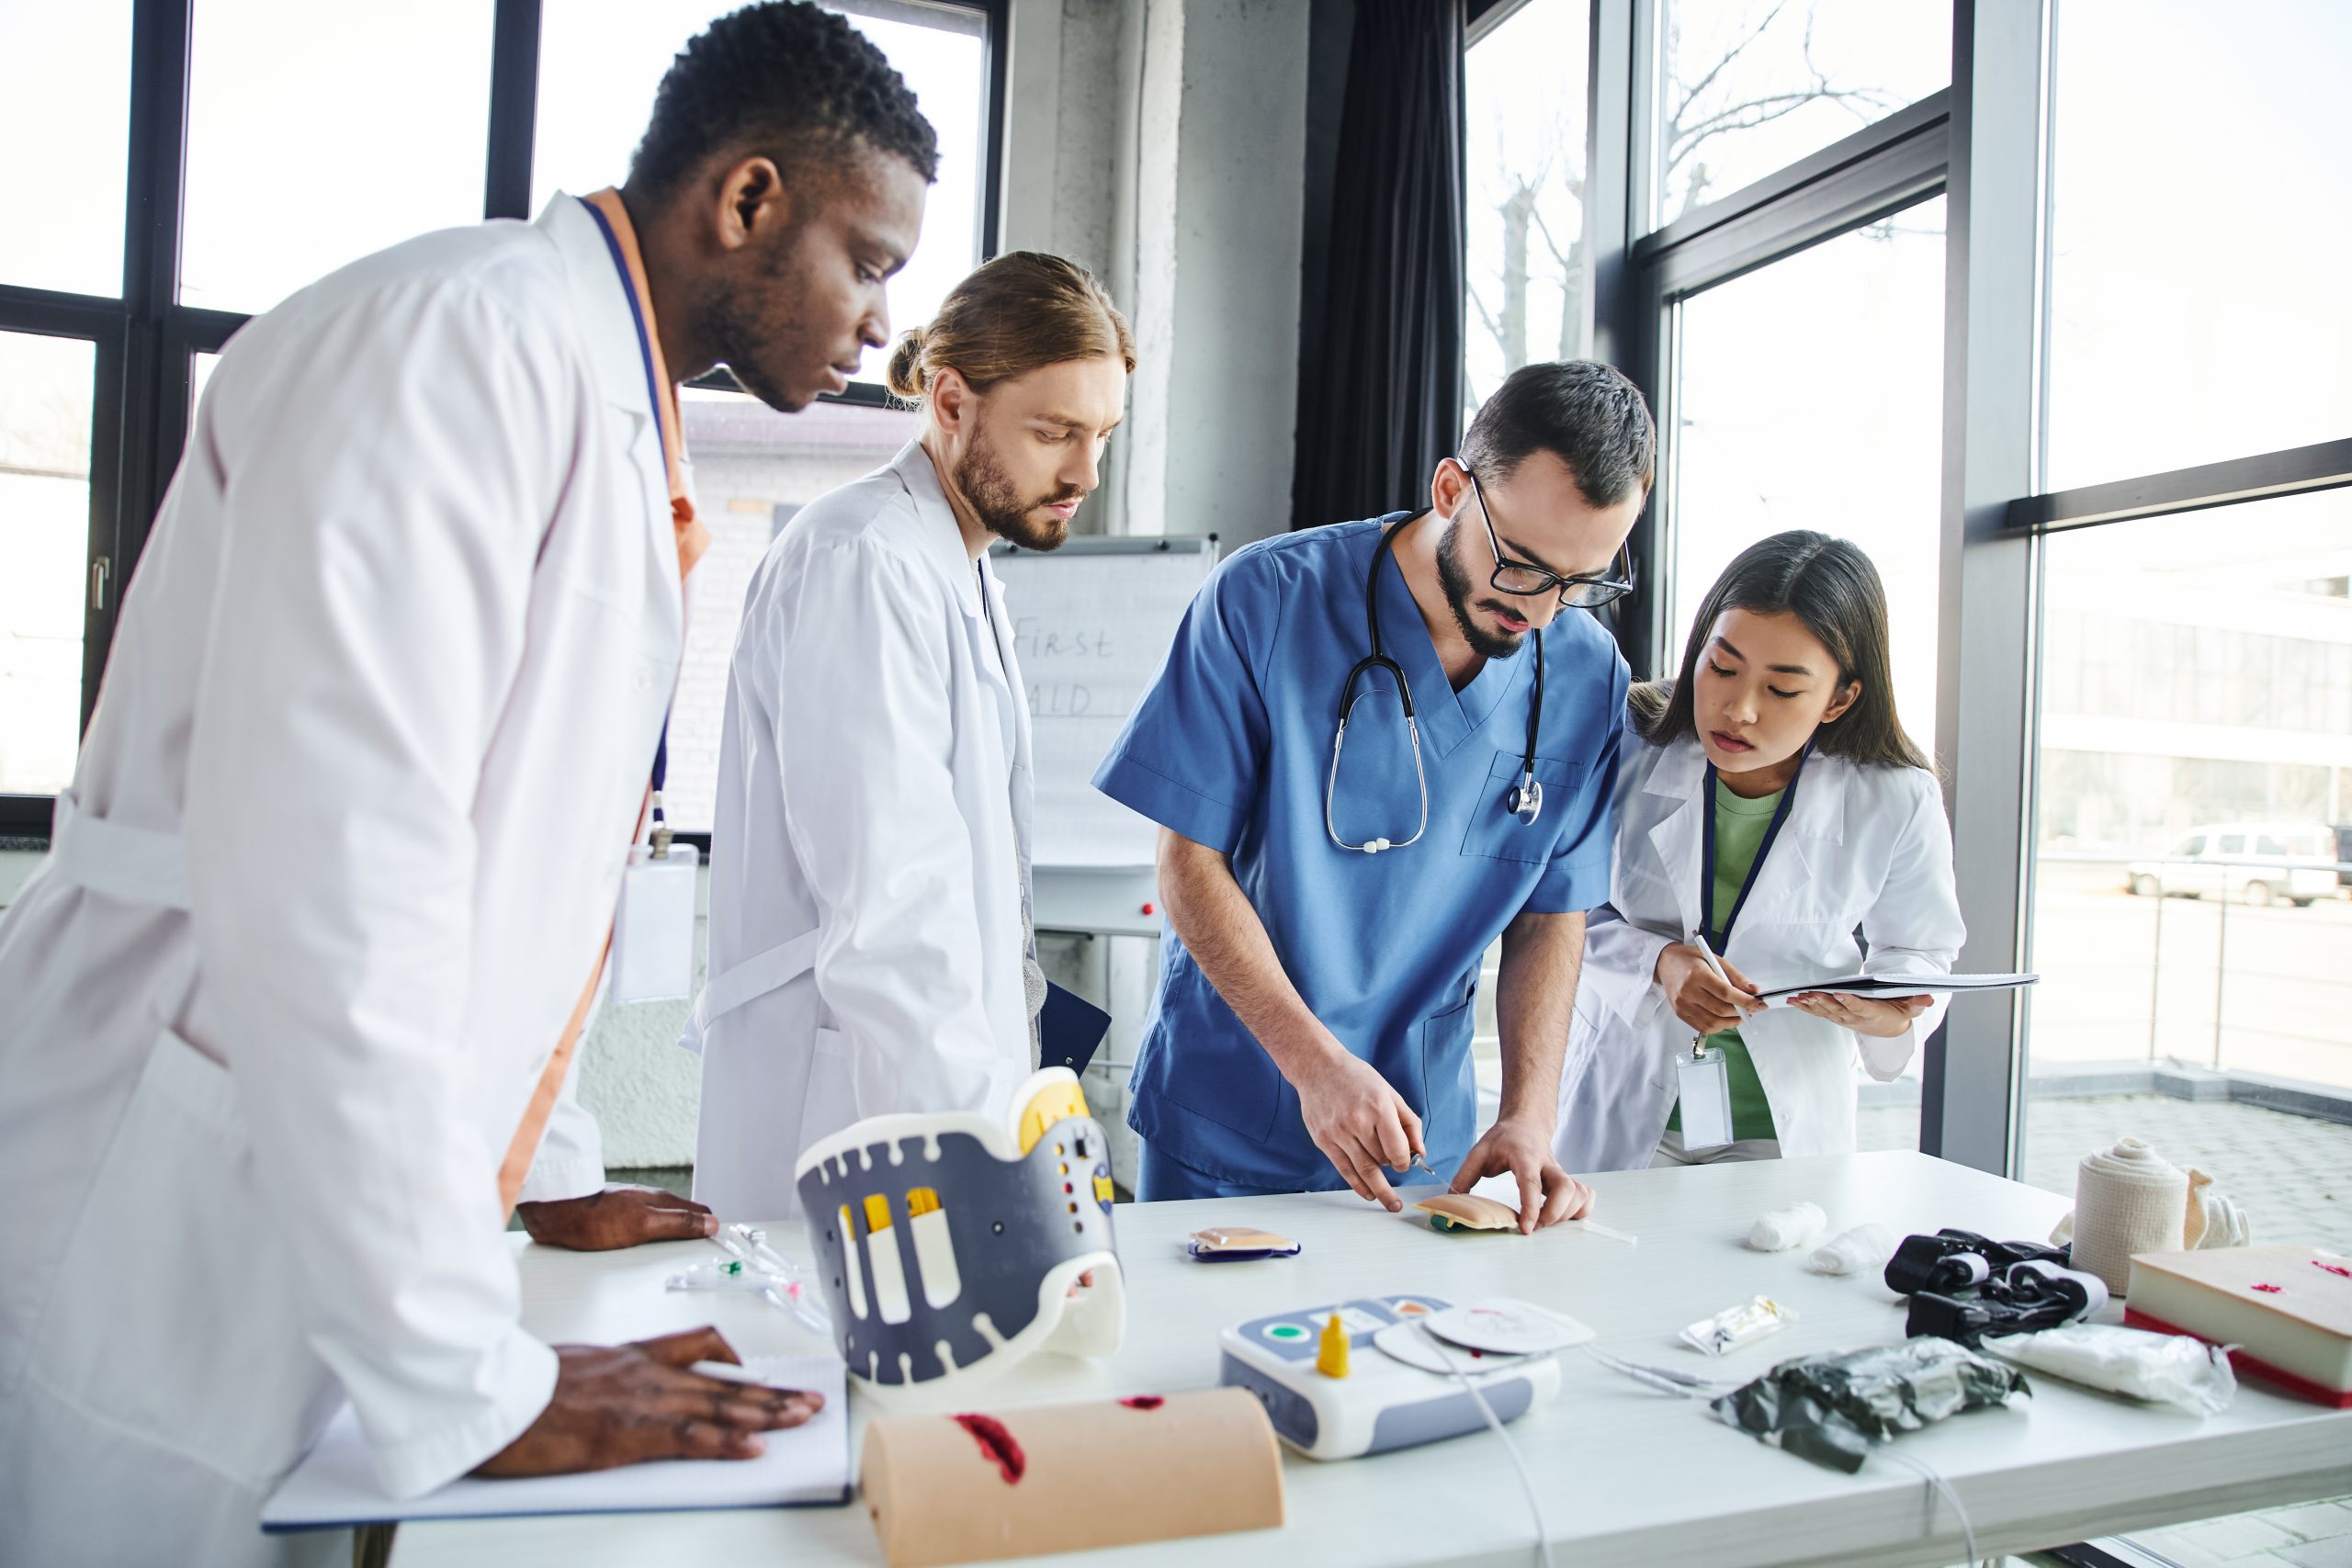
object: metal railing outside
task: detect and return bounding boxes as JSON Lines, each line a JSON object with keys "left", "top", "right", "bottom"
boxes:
{"left": 2035, "top": 850, "right": 2352, "bottom": 1071}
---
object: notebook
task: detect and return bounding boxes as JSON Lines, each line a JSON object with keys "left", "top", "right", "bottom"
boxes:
{"left": 2125, "top": 1246, "right": 2352, "bottom": 1407}
{"left": 1754, "top": 972, "right": 2039, "bottom": 1005}
{"left": 262, "top": 1354, "right": 850, "bottom": 1531}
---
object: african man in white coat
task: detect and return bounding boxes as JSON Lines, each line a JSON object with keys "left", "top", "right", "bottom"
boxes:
{"left": 0, "top": 7, "right": 939, "bottom": 1563}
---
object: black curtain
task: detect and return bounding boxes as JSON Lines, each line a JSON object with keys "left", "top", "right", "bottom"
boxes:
{"left": 1290, "top": 0, "right": 1466, "bottom": 532}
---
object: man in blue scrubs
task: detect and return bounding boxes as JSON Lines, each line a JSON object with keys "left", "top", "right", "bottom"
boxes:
{"left": 1094, "top": 362, "right": 1656, "bottom": 1227}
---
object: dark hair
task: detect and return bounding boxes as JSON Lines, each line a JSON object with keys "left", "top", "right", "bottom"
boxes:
{"left": 1647, "top": 530, "right": 1932, "bottom": 772}
{"left": 629, "top": 2, "right": 940, "bottom": 202}
{"left": 887, "top": 253, "right": 1134, "bottom": 403}
{"left": 1460, "top": 360, "right": 1657, "bottom": 507}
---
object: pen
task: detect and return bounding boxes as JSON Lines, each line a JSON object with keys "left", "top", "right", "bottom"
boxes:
{"left": 1691, "top": 931, "right": 1762, "bottom": 1015}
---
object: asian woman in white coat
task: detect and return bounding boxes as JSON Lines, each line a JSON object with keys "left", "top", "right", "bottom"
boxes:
{"left": 0, "top": 9, "right": 936, "bottom": 1562}
{"left": 686, "top": 254, "right": 1133, "bottom": 1220}
{"left": 1554, "top": 532, "right": 1965, "bottom": 1171}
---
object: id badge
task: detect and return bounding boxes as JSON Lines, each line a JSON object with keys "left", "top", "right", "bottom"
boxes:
{"left": 1676, "top": 1043, "right": 1735, "bottom": 1152}
{"left": 610, "top": 840, "right": 699, "bottom": 1004}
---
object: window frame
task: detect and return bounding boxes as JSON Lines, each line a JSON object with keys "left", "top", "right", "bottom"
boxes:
{"left": 0, "top": 0, "right": 1008, "bottom": 837}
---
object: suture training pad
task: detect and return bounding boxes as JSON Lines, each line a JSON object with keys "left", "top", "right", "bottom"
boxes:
{"left": 859, "top": 1387, "right": 1286, "bottom": 1566}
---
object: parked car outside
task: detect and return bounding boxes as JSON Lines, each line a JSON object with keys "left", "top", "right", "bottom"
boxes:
{"left": 2125, "top": 823, "right": 2341, "bottom": 908}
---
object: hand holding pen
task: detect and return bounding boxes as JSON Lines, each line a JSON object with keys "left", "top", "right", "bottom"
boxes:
{"left": 1655, "top": 933, "right": 1763, "bottom": 1037}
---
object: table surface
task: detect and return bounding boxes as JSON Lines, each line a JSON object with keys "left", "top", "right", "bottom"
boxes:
{"left": 391, "top": 1153, "right": 2352, "bottom": 1568}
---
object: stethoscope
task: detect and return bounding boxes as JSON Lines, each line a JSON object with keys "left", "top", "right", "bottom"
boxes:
{"left": 1327, "top": 517, "right": 1544, "bottom": 854}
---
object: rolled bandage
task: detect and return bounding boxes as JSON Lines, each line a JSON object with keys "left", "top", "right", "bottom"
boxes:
{"left": 1805, "top": 1222, "right": 1897, "bottom": 1277}
{"left": 2072, "top": 1137, "right": 2189, "bottom": 1295}
{"left": 1747, "top": 1201, "right": 1827, "bottom": 1253}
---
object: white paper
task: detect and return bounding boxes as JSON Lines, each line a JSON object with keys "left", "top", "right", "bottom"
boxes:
{"left": 262, "top": 1354, "right": 848, "bottom": 1532}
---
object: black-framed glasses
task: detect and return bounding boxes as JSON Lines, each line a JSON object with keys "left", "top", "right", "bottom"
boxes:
{"left": 1465, "top": 468, "right": 1636, "bottom": 609}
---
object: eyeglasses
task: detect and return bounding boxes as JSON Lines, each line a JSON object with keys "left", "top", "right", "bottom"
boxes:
{"left": 1465, "top": 468, "right": 1636, "bottom": 610}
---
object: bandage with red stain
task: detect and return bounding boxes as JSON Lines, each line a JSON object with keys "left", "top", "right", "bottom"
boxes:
{"left": 952, "top": 1414, "right": 1025, "bottom": 1483}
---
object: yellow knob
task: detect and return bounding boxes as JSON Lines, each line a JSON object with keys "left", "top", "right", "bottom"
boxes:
{"left": 1317, "top": 1312, "right": 1351, "bottom": 1378}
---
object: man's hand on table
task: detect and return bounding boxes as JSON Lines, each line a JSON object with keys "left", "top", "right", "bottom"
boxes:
{"left": 476, "top": 1326, "right": 821, "bottom": 1476}
{"left": 1292, "top": 1037, "right": 1424, "bottom": 1213}
{"left": 517, "top": 1186, "right": 718, "bottom": 1251}
{"left": 1450, "top": 1114, "right": 1593, "bottom": 1234}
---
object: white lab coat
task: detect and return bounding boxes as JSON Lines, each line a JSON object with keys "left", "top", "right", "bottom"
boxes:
{"left": 684, "top": 441, "right": 1037, "bottom": 1222}
{"left": 1553, "top": 736, "right": 1965, "bottom": 1170}
{"left": 0, "top": 194, "right": 684, "bottom": 1567}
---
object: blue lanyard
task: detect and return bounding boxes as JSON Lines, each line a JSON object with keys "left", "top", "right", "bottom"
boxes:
{"left": 581, "top": 197, "right": 676, "bottom": 821}
{"left": 1699, "top": 749, "right": 1806, "bottom": 947}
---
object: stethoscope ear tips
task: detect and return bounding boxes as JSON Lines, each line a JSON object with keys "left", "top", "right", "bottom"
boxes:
{"left": 1366, "top": 837, "right": 1392, "bottom": 853}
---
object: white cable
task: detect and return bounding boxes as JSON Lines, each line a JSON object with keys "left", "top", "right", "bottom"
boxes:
{"left": 1878, "top": 1450, "right": 1978, "bottom": 1567}
{"left": 1419, "top": 1322, "right": 1555, "bottom": 1568}
{"left": 1581, "top": 1348, "right": 1980, "bottom": 1565}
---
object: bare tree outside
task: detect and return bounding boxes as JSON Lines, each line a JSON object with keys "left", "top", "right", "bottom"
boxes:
{"left": 1464, "top": 0, "right": 1947, "bottom": 422}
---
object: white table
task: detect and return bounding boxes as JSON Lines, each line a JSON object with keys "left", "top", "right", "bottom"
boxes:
{"left": 391, "top": 1153, "right": 2351, "bottom": 1568}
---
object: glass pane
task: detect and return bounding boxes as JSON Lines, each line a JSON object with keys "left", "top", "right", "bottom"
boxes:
{"left": 0, "top": 1, "right": 131, "bottom": 296}
{"left": 2044, "top": 1, "right": 2352, "bottom": 491}
{"left": 533, "top": 2, "right": 989, "bottom": 387}
{"left": 180, "top": 1, "right": 495, "bottom": 315}
{"left": 0, "top": 333, "right": 96, "bottom": 795}
{"left": 1667, "top": 199, "right": 1948, "bottom": 1151}
{"left": 192, "top": 351, "right": 221, "bottom": 426}
{"left": 1464, "top": 0, "right": 1592, "bottom": 426}
{"left": 2026, "top": 496, "right": 2352, "bottom": 1204}
{"left": 1655, "top": 0, "right": 1948, "bottom": 228}
{"left": 661, "top": 389, "right": 921, "bottom": 830}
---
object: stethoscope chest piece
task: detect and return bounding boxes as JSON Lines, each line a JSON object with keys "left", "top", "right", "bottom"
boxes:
{"left": 1508, "top": 773, "right": 1544, "bottom": 826}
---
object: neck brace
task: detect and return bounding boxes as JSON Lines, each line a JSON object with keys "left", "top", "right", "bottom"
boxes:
{"left": 796, "top": 1068, "right": 1125, "bottom": 1394}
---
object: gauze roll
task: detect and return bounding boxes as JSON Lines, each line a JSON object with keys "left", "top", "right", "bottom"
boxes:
{"left": 1805, "top": 1223, "right": 1897, "bottom": 1277}
{"left": 1747, "top": 1201, "right": 1827, "bottom": 1253}
{"left": 2072, "top": 1137, "right": 2189, "bottom": 1294}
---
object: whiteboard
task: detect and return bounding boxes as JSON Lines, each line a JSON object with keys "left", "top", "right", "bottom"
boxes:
{"left": 990, "top": 536, "right": 1220, "bottom": 867}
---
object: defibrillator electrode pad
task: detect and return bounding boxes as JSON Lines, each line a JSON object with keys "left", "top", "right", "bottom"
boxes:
{"left": 795, "top": 1067, "right": 1125, "bottom": 1394}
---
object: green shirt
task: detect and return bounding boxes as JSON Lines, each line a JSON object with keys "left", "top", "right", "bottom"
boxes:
{"left": 1666, "top": 776, "right": 1783, "bottom": 1143}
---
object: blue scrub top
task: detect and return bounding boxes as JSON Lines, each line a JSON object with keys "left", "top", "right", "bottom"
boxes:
{"left": 1092, "top": 516, "right": 1628, "bottom": 1191}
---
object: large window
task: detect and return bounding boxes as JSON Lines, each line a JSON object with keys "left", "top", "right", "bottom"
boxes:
{"left": 0, "top": 333, "right": 96, "bottom": 796}
{"left": 2029, "top": 500, "right": 2352, "bottom": 1123}
{"left": 0, "top": 0, "right": 1002, "bottom": 836}
{"left": 1652, "top": 0, "right": 1947, "bottom": 229}
{"left": 1464, "top": 0, "right": 1592, "bottom": 426}
{"left": 0, "top": 4, "right": 131, "bottom": 297}
{"left": 181, "top": 1, "right": 496, "bottom": 315}
{"left": 2017, "top": 0, "right": 2352, "bottom": 1263}
{"left": 1667, "top": 197, "right": 1945, "bottom": 747}
{"left": 2042, "top": 0, "right": 2352, "bottom": 491}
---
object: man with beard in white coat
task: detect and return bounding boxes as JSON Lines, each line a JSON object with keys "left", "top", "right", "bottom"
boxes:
{"left": 685, "top": 253, "right": 1132, "bottom": 1219}
{"left": 0, "top": 6, "right": 936, "bottom": 1563}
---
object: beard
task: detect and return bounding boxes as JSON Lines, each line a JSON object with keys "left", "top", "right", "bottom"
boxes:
{"left": 956, "top": 424, "right": 1081, "bottom": 551}
{"left": 1435, "top": 517, "right": 1531, "bottom": 660}
{"left": 703, "top": 265, "right": 818, "bottom": 413}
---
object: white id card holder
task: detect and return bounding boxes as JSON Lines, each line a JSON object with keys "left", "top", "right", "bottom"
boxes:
{"left": 1677, "top": 1043, "right": 1735, "bottom": 1152}
{"left": 610, "top": 840, "right": 699, "bottom": 1004}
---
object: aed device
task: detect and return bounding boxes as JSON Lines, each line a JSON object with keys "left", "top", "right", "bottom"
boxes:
{"left": 1218, "top": 1294, "right": 1564, "bottom": 1461}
